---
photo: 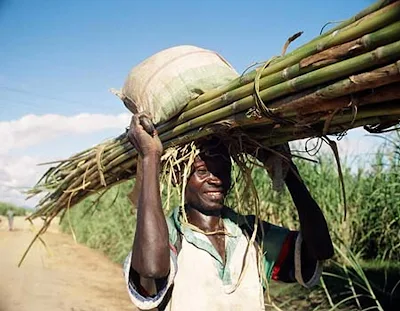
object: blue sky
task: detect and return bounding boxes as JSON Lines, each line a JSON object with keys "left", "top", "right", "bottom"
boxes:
{"left": 1, "top": 0, "right": 373, "bottom": 118}
{"left": 0, "top": 0, "right": 382, "bottom": 207}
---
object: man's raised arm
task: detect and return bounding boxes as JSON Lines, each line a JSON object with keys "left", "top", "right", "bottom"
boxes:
{"left": 127, "top": 114, "right": 170, "bottom": 282}
{"left": 284, "top": 161, "right": 334, "bottom": 261}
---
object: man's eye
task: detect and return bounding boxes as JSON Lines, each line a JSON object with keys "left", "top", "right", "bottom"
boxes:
{"left": 197, "top": 169, "right": 208, "bottom": 176}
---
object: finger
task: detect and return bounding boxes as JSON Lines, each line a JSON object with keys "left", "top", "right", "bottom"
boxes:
{"left": 139, "top": 115, "right": 155, "bottom": 136}
{"left": 127, "top": 117, "right": 140, "bottom": 142}
{"left": 153, "top": 128, "right": 159, "bottom": 136}
{"left": 127, "top": 132, "right": 142, "bottom": 155}
{"left": 127, "top": 129, "right": 137, "bottom": 146}
{"left": 130, "top": 114, "right": 142, "bottom": 132}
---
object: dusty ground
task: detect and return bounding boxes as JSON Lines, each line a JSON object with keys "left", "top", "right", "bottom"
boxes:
{"left": 0, "top": 216, "right": 136, "bottom": 311}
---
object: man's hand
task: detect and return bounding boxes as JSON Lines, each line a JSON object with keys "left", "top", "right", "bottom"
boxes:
{"left": 254, "top": 143, "right": 292, "bottom": 191}
{"left": 127, "top": 114, "right": 163, "bottom": 158}
{"left": 255, "top": 143, "right": 292, "bottom": 169}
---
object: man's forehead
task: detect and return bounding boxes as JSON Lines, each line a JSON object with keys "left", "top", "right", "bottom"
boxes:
{"left": 197, "top": 138, "right": 230, "bottom": 158}
{"left": 195, "top": 152, "right": 231, "bottom": 168}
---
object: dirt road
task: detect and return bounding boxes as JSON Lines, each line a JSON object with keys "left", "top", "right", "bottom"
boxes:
{"left": 0, "top": 216, "right": 136, "bottom": 311}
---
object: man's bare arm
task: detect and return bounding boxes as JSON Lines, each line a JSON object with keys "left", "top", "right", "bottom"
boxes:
{"left": 128, "top": 115, "right": 170, "bottom": 281}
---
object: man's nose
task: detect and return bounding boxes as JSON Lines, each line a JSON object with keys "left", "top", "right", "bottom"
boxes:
{"left": 207, "top": 172, "right": 222, "bottom": 185}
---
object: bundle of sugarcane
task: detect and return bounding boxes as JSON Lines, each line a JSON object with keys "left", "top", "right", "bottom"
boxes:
{"left": 26, "top": 0, "right": 400, "bottom": 241}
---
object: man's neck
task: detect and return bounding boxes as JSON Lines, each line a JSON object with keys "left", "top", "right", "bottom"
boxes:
{"left": 185, "top": 206, "right": 224, "bottom": 232}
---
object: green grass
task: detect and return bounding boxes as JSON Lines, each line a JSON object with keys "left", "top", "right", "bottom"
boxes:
{"left": 59, "top": 181, "right": 136, "bottom": 264}
{"left": 266, "top": 259, "right": 400, "bottom": 310}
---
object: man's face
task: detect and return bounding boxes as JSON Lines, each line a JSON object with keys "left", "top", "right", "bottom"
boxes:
{"left": 185, "top": 148, "right": 232, "bottom": 213}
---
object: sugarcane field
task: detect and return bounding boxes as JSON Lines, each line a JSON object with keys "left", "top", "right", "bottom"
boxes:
{"left": 1, "top": 0, "right": 400, "bottom": 310}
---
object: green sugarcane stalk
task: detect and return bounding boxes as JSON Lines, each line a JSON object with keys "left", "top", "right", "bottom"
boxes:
{"left": 34, "top": 134, "right": 126, "bottom": 185}
{"left": 237, "top": 81, "right": 400, "bottom": 133}
{"left": 258, "top": 102, "right": 400, "bottom": 146}
{"left": 260, "top": 114, "right": 400, "bottom": 146}
{"left": 47, "top": 134, "right": 128, "bottom": 178}
{"left": 157, "top": 20, "right": 400, "bottom": 135}
{"left": 43, "top": 11, "right": 399, "bottom": 200}
{"left": 176, "top": 1, "right": 400, "bottom": 116}
{"left": 48, "top": 143, "right": 139, "bottom": 213}
{"left": 309, "top": 0, "right": 394, "bottom": 41}
{"left": 245, "top": 88, "right": 400, "bottom": 137}
{"left": 272, "top": 61, "right": 400, "bottom": 113}
{"left": 49, "top": 135, "right": 130, "bottom": 196}
{"left": 33, "top": 60, "right": 400, "bottom": 220}
{"left": 307, "top": 101, "right": 400, "bottom": 125}
{"left": 159, "top": 40, "right": 400, "bottom": 142}
{"left": 300, "top": 21, "right": 400, "bottom": 67}
{"left": 41, "top": 154, "right": 139, "bottom": 219}
{"left": 59, "top": 159, "right": 137, "bottom": 216}
{"left": 50, "top": 59, "right": 400, "bottom": 207}
{"left": 355, "top": 82, "right": 400, "bottom": 104}
{"left": 67, "top": 22, "right": 400, "bottom": 182}
{"left": 44, "top": 170, "right": 101, "bottom": 214}
{"left": 86, "top": 101, "right": 400, "bottom": 199}
{"left": 29, "top": 102, "right": 400, "bottom": 220}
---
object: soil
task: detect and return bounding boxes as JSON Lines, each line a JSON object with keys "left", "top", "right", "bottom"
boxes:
{"left": 0, "top": 216, "right": 136, "bottom": 311}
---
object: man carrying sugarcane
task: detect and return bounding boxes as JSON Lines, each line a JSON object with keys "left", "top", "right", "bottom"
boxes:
{"left": 124, "top": 115, "right": 334, "bottom": 310}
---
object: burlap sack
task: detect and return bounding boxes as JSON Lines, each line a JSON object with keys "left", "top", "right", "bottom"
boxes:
{"left": 113, "top": 45, "right": 239, "bottom": 125}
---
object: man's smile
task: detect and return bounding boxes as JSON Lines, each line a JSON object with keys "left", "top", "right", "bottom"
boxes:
{"left": 204, "top": 191, "right": 224, "bottom": 200}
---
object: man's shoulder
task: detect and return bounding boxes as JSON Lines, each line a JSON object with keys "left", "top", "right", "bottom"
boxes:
{"left": 222, "top": 206, "right": 266, "bottom": 230}
{"left": 222, "top": 206, "right": 293, "bottom": 238}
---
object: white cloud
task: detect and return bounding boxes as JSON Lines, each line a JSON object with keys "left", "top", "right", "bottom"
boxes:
{"left": 0, "top": 154, "right": 47, "bottom": 207}
{"left": 0, "top": 113, "right": 132, "bottom": 207}
{"left": 0, "top": 113, "right": 131, "bottom": 154}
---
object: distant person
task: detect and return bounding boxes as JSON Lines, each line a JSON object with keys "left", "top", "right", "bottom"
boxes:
{"left": 6, "top": 209, "right": 14, "bottom": 231}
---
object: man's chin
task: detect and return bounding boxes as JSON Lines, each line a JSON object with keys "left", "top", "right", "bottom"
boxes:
{"left": 187, "top": 197, "right": 225, "bottom": 214}
{"left": 202, "top": 200, "right": 224, "bottom": 212}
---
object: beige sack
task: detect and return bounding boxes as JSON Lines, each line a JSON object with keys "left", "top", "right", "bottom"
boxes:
{"left": 113, "top": 45, "right": 239, "bottom": 125}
